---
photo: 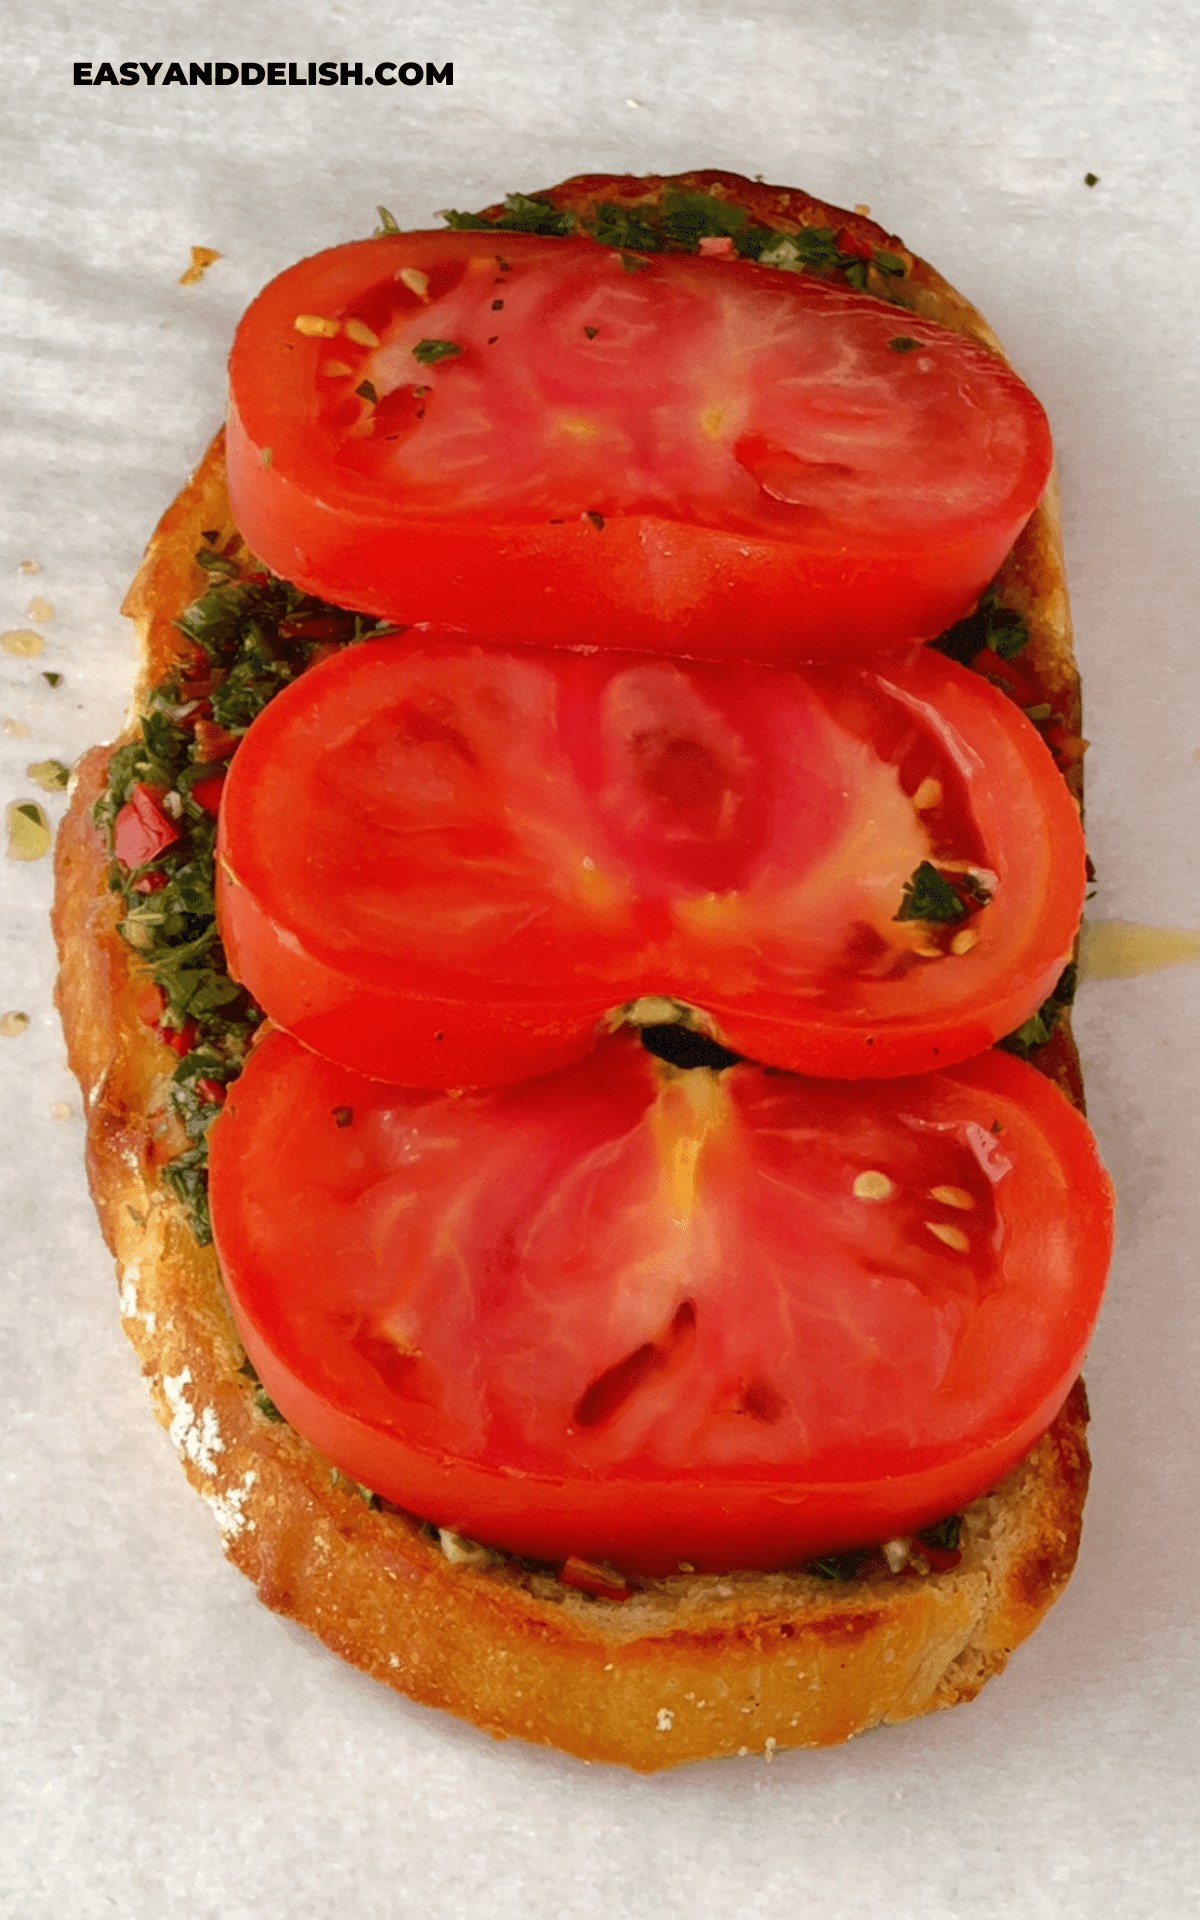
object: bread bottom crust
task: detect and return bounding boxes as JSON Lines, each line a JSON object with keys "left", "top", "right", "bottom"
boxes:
{"left": 51, "top": 421, "right": 1091, "bottom": 1770}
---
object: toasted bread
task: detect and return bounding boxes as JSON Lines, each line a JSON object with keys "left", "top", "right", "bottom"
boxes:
{"left": 52, "top": 173, "right": 1091, "bottom": 1771}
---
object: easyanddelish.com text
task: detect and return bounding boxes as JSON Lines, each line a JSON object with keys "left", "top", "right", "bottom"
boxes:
{"left": 73, "top": 61, "right": 453, "bottom": 88}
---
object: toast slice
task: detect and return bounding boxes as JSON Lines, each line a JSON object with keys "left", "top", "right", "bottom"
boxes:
{"left": 52, "top": 174, "right": 1091, "bottom": 1771}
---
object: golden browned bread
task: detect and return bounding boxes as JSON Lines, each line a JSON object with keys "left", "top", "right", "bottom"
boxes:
{"left": 52, "top": 173, "right": 1091, "bottom": 1771}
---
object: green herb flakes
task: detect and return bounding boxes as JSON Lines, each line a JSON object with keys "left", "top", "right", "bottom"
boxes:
{"left": 998, "top": 964, "right": 1078, "bottom": 1059}
{"left": 807, "top": 1549, "right": 872, "bottom": 1581}
{"left": 436, "top": 188, "right": 910, "bottom": 298}
{"left": 412, "top": 338, "right": 463, "bottom": 366}
{"left": 917, "top": 1514, "right": 963, "bottom": 1552}
{"left": 895, "top": 862, "right": 968, "bottom": 925}
{"left": 26, "top": 758, "right": 70, "bottom": 792}
{"left": 931, "top": 585, "right": 1029, "bottom": 667}
{"left": 96, "top": 556, "right": 396, "bottom": 1244}
{"left": 6, "top": 799, "right": 51, "bottom": 861}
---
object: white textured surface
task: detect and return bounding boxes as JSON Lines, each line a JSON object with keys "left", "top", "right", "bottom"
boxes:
{"left": 2, "top": 2, "right": 1198, "bottom": 1915}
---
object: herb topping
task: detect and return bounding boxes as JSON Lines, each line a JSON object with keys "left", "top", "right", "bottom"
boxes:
{"left": 439, "top": 187, "right": 910, "bottom": 296}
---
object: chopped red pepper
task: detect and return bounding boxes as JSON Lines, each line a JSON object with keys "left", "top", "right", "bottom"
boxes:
{"left": 1043, "top": 721, "right": 1089, "bottom": 769}
{"left": 132, "top": 869, "right": 170, "bottom": 896}
{"left": 190, "top": 770, "right": 228, "bottom": 815}
{"left": 160, "top": 1020, "right": 199, "bottom": 1058}
{"left": 195, "top": 1077, "right": 227, "bottom": 1106}
{"left": 835, "top": 225, "right": 875, "bottom": 261}
{"left": 968, "top": 646, "right": 1043, "bottom": 708}
{"left": 193, "top": 719, "right": 241, "bottom": 764}
{"left": 915, "top": 1538, "right": 963, "bottom": 1572}
{"left": 113, "top": 784, "right": 180, "bottom": 868}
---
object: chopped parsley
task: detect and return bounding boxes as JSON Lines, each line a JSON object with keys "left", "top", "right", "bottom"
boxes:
{"left": 239, "top": 1355, "right": 285, "bottom": 1422}
{"left": 807, "top": 1549, "right": 873, "bottom": 1581}
{"left": 441, "top": 191, "right": 575, "bottom": 237}
{"left": 411, "top": 337, "right": 463, "bottom": 366}
{"left": 895, "top": 861, "right": 969, "bottom": 925}
{"left": 998, "top": 963, "right": 1078, "bottom": 1058}
{"left": 439, "top": 185, "right": 910, "bottom": 296}
{"left": 916, "top": 1514, "right": 962, "bottom": 1552}
{"left": 97, "top": 555, "right": 393, "bottom": 1245}
{"left": 930, "top": 584, "right": 1029, "bottom": 667}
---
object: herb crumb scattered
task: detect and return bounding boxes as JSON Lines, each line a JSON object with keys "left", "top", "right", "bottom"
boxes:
{"left": 412, "top": 338, "right": 463, "bottom": 366}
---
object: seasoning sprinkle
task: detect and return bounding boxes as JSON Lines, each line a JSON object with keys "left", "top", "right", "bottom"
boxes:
{"left": 853, "top": 1170, "right": 894, "bottom": 1201}
{"left": 930, "top": 1185, "right": 975, "bottom": 1211}
{"left": 926, "top": 1221, "right": 970, "bottom": 1252}
{"left": 2, "top": 629, "right": 44, "bottom": 658}
{"left": 6, "top": 799, "right": 51, "bottom": 861}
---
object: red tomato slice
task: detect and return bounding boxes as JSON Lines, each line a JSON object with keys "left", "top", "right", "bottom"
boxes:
{"left": 209, "top": 1030, "right": 1112, "bottom": 1575}
{"left": 215, "top": 635, "right": 1085, "bottom": 1085}
{"left": 225, "top": 231, "right": 1052, "bottom": 660}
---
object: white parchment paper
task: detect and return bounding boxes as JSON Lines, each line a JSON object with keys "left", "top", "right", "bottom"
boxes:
{"left": 2, "top": 2, "right": 1198, "bottom": 1915}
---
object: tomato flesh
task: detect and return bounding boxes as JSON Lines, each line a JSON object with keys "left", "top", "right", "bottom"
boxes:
{"left": 209, "top": 1031, "right": 1112, "bottom": 1575}
{"left": 226, "top": 232, "right": 1052, "bottom": 660}
{"left": 215, "top": 634, "right": 1085, "bottom": 1086}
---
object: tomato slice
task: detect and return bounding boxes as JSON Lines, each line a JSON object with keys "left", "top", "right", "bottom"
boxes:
{"left": 215, "top": 634, "right": 1085, "bottom": 1085}
{"left": 209, "top": 1030, "right": 1112, "bottom": 1575}
{"left": 225, "top": 231, "right": 1052, "bottom": 660}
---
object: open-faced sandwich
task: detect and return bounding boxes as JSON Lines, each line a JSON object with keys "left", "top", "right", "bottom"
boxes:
{"left": 53, "top": 171, "right": 1113, "bottom": 1771}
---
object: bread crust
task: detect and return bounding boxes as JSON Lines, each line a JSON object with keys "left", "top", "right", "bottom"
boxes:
{"left": 52, "top": 174, "right": 1091, "bottom": 1771}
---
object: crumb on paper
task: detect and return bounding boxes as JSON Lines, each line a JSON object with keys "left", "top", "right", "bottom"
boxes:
{"left": 1, "top": 1011, "right": 29, "bottom": 1037}
{"left": 3, "top": 719, "right": 30, "bottom": 738}
{"left": 26, "top": 759, "right": 70, "bottom": 792}
{"left": 6, "top": 800, "right": 51, "bottom": 861}
{"left": 26, "top": 597, "right": 53, "bottom": 623}
{"left": 180, "top": 246, "right": 222, "bottom": 286}
{"left": 50, "top": 1101, "right": 71, "bottom": 1121}
{"left": 854, "top": 203, "right": 871, "bottom": 215}
{"left": 2, "top": 629, "right": 44, "bottom": 658}
{"left": 17, "top": 559, "right": 40, "bottom": 576}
